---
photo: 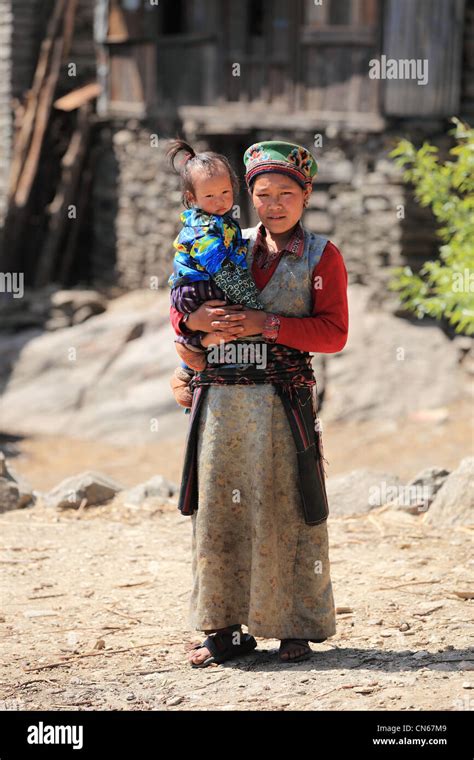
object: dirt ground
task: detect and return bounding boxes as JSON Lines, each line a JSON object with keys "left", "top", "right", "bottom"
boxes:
{"left": 1, "top": 492, "right": 473, "bottom": 712}
{"left": 1, "top": 394, "right": 472, "bottom": 711}
{"left": 3, "top": 396, "right": 473, "bottom": 493}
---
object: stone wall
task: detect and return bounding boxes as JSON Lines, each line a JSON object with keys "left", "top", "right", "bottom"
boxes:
{"left": 87, "top": 118, "right": 452, "bottom": 298}
{"left": 90, "top": 119, "right": 183, "bottom": 290}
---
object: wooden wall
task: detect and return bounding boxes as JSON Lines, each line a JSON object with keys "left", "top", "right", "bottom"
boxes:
{"left": 383, "top": 0, "right": 466, "bottom": 116}
{"left": 460, "top": 0, "right": 474, "bottom": 119}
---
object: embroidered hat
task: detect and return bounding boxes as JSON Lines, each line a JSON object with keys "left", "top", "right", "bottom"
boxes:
{"left": 243, "top": 141, "right": 318, "bottom": 189}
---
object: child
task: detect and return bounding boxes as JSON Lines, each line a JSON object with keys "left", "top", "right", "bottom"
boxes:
{"left": 167, "top": 139, "right": 263, "bottom": 408}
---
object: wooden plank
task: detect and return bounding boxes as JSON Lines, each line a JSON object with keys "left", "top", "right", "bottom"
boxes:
{"left": 54, "top": 82, "right": 102, "bottom": 111}
{"left": 58, "top": 162, "right": 92, "bottom": 285}
{"left": 15, "top": 0, "right": 79, "bottom": 207}
{"left": 303, "top": 34, "right": 381, "bottom": 115}
{"left": 360, "top": 0, "right": 379, "bottom": 25}
{"left": 223, "top": 54, "right": 290, "bottom": 66}
{"left": 7, "top": 0, "right": 66, "bottom": 198}
{"left": 260, "top": 0, "right": 271, "bottom": 104}
{"left": 292, "top": 0, "right": 305, "bottom": 110}
{"left": 346, "top": 48, "right": 365, "bottom": 112}
{"left": 304, "top": 44, "right": 325, "bottom": 111}
{"left": 153, "top": 33, "right": 215, "bottom": 46}
{"left": 305, "top": 0, "right": 328, "bottom": 26}
{"left": 328, "top": 0, "right": 352, "bottom": 25}
{"left": 178, "top": 104, "right": 387, "bottom": 133}
{"left": 109, "top": 48, "right": 144, "bottom": 105}
{"left": 383, "top": 0, "right": 466, "bottom": 116}
{"left": 34, "top": 102, "right": 92, "bottom": 287}
{"left": 108, "top": 1, "right": 130, "bottom": 41}
{"left": 155, "top": 41, "right": 207, "bottom": 106}
{"left": 108, "top": 41, "right": 158, "bottom": 110}
{"left": 301, "top": 26, "right": 377, "bottom": 45}
{"left": 269, "top": 0, "right": 292, "bottom": 106}
{"left": 213, "top": 0, "right": 226, "bottom": 103}
{"left": 0, "top": 0, "right": 82, "bottom": 277}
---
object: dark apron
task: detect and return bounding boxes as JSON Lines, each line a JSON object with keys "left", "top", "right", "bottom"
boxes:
{"left": 176, "top": 345, "right": 330, "bottom": 526}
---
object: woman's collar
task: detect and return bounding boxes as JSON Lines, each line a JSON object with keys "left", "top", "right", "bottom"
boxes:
{"left": 255, "top": 221, "right": 305, "bottom": 258}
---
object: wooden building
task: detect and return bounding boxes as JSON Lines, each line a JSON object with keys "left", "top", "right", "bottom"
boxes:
{"left": 0, "top": 0, "right": 472, "bottom": 289}
{"left": 98, "top": 0, "right": 471, "bottom": 127}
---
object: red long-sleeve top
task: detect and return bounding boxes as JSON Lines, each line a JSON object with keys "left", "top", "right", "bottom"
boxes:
{"left": 169, "top": 229, "right": 348, "bottom": 354}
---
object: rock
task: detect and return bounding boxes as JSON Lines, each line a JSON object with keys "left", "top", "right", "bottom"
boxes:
{"left": 326, "top": 468, "right": 402, "bottom": 515}
{"left": 0, "top": 453, "right": 35, "bottom": 511}
{"left": 302, "top": 211, "right": 334, "bottom": 234}
{"left": 113, "top": 130, "right": 132, "bottom": 146}
{"left": 409, "top": 408, "right": 450, "bottom": 423}
{"left": 44, "top": 316, "right": 72, "bottom": 331}
{"left": 0, "top": 290, "right": 190, "bottom": 443}
{"left": 363, "top": 196, "right": 391, "bottom": 212}
{"left": 0, "top": 288, "right": 106, "bottom": 333}
{"left": 72, "top": 305, "right": 100, "bottom": 325}
{"left": 167, "top": 696, "right": 183, "bottom": 705}
{"left": 452, "top": 335, "right": 474, "bottom": 356}
{"left": 122, "top": 475, "right": 179, "bottom": 507}
{"left": 424, "top": 457, "right": 474, "bottom": 528}
{"left": 0, "top": 479, "right": 20, "bottom": 512}
{"left": 388, "top": 466, "right": 450, "bottom": 514}
{"left": 50, "top": 289, "right": 106, "bottom": 314}
{"left": 316, "top": 158, "right": 354, "bottom": 184}
{"left": 307, "top": 191, "right": 329, "bottom": 210}
{"left": 43, "top": 470, "right": 124, "bottom": 509}
{"left": 323, "top": 284, "right": 462, "bottom": 423}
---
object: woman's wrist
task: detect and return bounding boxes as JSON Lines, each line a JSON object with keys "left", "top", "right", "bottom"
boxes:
{"left": 262, "top": 312, "right": 281, "bottom": 343}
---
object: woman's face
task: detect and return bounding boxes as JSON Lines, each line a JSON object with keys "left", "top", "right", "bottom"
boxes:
{"left": 251, "top": 173, "right": 311, "bottom": 234}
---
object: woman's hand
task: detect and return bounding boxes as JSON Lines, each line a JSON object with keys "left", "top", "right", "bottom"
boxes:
{"left": 186, "top": 299, "right": 246, "bottom": 336}
{"left": 200, "top": 331, "right": 238, "bottom": 348}
{"left": 200, "top": 307, "right": 268, "bottom": 346}
{"left": 229, "top": 309, "right": 267, "bottom": 338}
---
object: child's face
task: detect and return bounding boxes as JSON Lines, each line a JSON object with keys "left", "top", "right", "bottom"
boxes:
{"left": 251, "top": 174, "right": 311, "bottom": 235}
{"left": 186, "top": 168, "right": 234, "bottom": 216}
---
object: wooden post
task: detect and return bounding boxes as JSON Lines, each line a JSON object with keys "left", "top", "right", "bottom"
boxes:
{"left": 0, "top": 0, "right": 79, "bottom": 278}
{"left": 34, "top": 102, "right": 92, "bottom": 287}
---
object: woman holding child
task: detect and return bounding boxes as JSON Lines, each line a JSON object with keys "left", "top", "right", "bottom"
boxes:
{"left": 168, "top": 139, "right": 349, "bottom": 666}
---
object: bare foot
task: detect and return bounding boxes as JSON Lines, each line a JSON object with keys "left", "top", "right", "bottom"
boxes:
{"left": 187, "top": 625, "right": 242, "bottom": 666}
{"left": 188, "top": 643, "right": 212, "bottom": 665}
{"left": 279, "top": 638, "right": 312, "bottom": 662}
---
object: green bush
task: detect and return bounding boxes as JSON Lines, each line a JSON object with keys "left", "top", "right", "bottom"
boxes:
{"left": 388, "top": 117, "right": 474, "bottom": 335}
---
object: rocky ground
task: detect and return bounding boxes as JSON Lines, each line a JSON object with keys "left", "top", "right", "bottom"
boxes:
{"left": 0, "top": 285, "right": 472, "bottom": 712}
{"left": 0, "top": 485, "right": 472, "bottom": 712}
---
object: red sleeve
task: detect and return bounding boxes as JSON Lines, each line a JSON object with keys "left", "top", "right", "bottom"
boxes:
{"left": 276, "top": 241, "right": 349, "bottom": 353}
{"left": 170, "top": 303, "right": 192, "bottom": 337}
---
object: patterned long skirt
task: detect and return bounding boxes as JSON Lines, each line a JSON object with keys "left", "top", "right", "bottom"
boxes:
{"left": 187, "top": 384, "right": 337, "bottom": 641}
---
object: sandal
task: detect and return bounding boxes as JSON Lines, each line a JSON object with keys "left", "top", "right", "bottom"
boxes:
{"left": 279, "top": 638, "right": 313, "bottom": 663}
{"left": 188, "top": 626, "right": 257, "bottom": 668}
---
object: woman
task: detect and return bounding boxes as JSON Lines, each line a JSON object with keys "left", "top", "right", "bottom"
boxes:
{"left": 169, "top": 141, "right": 349, "bottom": 666}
